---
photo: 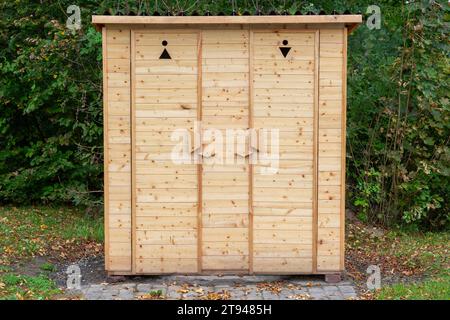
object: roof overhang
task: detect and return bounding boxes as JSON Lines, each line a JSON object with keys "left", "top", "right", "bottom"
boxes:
{"left": 92, "top": 15, "right": 362, "bottom": 33}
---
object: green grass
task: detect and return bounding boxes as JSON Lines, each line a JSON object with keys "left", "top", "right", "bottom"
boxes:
{"left": 0, "top": 206, "right": 103, "bottom": 264}
{"left": 381, "top": 230, "right": 450, "bottom": 276}
{"left": 373, "top": 230, "right": 449, "bottom": 300}
{"left": 59, "top": 216, "right": 104, "bottom": 242}
{"left": 348, "top": 224, "right": 449, "bottom": 300}
{"left": 39, "top": 262, "right": 56, "bottom": 272}
{"left": 0, "top": 273, "right": 61, "bottom": 300}
{"left": 0, "top": 206, "right": 103, "bottom": 300}
{"left": 376, "top": 274, "right": 450, "bottom": 300}
{"left": 383, "top": 231, "right": 449, "bottom": 274}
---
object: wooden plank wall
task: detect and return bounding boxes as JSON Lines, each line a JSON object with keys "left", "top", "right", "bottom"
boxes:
{"left": 201, "top": 30, "right": 250, "bottom": 271}
{"left": 133, "top": 31, "right": 199, "bottom": 273}
{"left": 103, "top": 25, "right": 347, "bottom": 275}
{"left": 104, "top": 28, "right": 132, "bottom": 272}
{"left": 317, "top": 28, "right": 345, "bottom": 271}
{"left": 252, "top": 31, "right": 316, "bottom": 273}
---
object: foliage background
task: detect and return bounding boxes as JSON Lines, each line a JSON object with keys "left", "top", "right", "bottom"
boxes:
{"left": 0, "top": 0, "right": 448, "bottom": 230}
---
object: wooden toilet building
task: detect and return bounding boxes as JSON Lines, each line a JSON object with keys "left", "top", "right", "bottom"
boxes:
{"left": 93, "top": 14, "right": 362, "bottom": 278}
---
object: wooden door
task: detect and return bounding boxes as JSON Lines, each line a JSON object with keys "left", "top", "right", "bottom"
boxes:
{"left": 130, "top": 29, "right": 318, "bottom": 274}
{"left": 200, "top": 30, "right": 251, "bottom": 272}
{"left": 251, "top": 31, "right": 317, "bottom": 273}
{"left": 132, "top": 31, "right": 200, "bottom": 274}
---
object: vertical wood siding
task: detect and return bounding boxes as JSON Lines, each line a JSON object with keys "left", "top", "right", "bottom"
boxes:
{"left": 201, "top": 30, "right": 250, "bottom": 271}
{"left": 317, "top": 29, "right": 345, "bottom": 271}
{"left": 133, "top": 31, "right": 199, "bottom": 273}
{"left": 252, "top": 31, "right": 316, "bottom": 273}
{"left": 105, "top": 28, "right": 132, "bottom": 272}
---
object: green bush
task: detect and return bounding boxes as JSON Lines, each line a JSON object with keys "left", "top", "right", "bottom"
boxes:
{"left": 0, "top": 1, "right": 104, "bottom": 208}
{"left": 347, "top": 0, "right": 449, "bottom": 229}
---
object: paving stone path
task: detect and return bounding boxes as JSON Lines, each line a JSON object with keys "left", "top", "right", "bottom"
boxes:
{"left": 74, "top": 276, "right": 357, "bottom": 300}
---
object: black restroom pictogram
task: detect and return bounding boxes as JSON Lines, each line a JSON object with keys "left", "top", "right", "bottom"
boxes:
{"left": 159, "top": 40, "right": 172, "bottom": 59}
{"left": 279, "top": 39, "right": 291, "bottom": 58}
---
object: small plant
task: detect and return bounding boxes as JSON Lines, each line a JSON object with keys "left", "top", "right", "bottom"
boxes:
{"left": 353, "top": 169, "right": 382, "bottom": 223}
{"left": 138, "top": 289, "right": 164, "bottom": 300}
{"left": 148, "top": 289, "right": 163, "bottom": 297}
{"left": 39, "top": 262, "right": 56, "bottom": 272}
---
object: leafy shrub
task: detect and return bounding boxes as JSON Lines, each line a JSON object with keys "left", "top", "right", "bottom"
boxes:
{"left": 347, "top": 0, "right": 449, "bottom": 229}
{"left": 0, "top": 1, "right": 103, "bottom": 208}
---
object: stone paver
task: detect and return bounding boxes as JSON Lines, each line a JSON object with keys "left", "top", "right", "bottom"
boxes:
{"left": 261, "top": 291, "right": 282, "bottom": 300}
{"left": 308, "top": 287, "right": 327, "bottom": 300}
{"left": 338, "top": 285, "right": 357, "bottom": 299}
{"left": 118, "top": 288, "right": 135, "bottom": 300}
{"left": 136, "top": 283, "right": 152, "bottom": 292}
{"left": 77, "top": 275, "right": 357, "bottom": 300}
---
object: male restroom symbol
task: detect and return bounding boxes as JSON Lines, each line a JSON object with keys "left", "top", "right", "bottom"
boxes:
{"left": 279, "top": 39, "right": 291, "bottom": 58}
{"left": 159, "top": 40, "right": 172, "bottom": 59}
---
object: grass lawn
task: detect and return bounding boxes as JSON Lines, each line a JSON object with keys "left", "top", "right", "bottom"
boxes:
{"left": 0, "top": 206, "right": 103, "bottom": 300}
{"left": 347, "top": 223, "right": 449, "bottom": 300}
{"left": 375, "top": 274, "right": 450, "bottom": 300}
{"left": 0, "top": 266, "right": 61, "bottom": 300}
{"left": 373, "top": 231, "right": 449, "bottom": 300}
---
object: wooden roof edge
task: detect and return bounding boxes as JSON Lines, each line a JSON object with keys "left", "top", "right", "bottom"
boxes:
{"left": 92, "top": 15, "right": 362, "bottom": 32}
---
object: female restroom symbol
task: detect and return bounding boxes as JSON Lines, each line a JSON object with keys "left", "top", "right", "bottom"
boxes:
{"left": 159, "top": 40, "right": 172, "bottom": 59}
{"left": 279, "top": 39, "right": 291, "bottom": 58}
